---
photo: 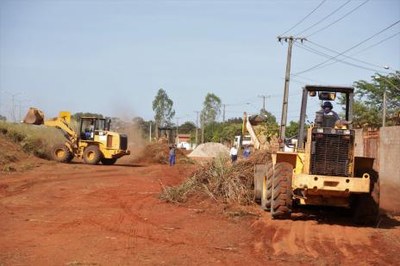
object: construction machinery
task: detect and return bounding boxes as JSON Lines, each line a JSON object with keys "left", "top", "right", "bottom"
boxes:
{"left": 23, "top": 107, "right": 130, "bottom": 165}
{"left": 240, "top": 112, "right": 274, "bottom": 150}
{"left": 254, "top": 85, "right": 379, "bottom": 224}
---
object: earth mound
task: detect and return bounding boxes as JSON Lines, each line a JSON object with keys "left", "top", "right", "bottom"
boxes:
{"left": 0, "top": 134, "right": 42, "bottom": 172}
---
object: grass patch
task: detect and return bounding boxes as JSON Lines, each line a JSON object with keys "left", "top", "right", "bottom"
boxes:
{"left": 2, "top": 164, "right": 17, "bottom": 172}
{"left": 0, "top": 121, "right": 64, "bottom": 159}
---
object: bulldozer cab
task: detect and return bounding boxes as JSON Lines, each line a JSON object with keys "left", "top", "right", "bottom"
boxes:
{"left": 297, "top": 85, "right": 354, "bottom": 150}
{"left": 79, "top": 117, "right": 111, "bottom": 141}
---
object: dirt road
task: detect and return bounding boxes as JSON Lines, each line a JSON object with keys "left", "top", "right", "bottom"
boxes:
{"left": 1, "top": 161, "right": 400, "bottom": 265}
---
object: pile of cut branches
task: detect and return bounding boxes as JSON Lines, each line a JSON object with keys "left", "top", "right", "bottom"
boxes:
{"left": 160, "top": 150, "right": 272, "bottom": 205}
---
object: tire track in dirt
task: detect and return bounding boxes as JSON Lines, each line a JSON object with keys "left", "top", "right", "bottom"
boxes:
{"left": 252, "top": 213, "right": 400, "bottom": 265}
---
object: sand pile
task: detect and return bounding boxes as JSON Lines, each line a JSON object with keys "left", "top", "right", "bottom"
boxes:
{"left": 188, "top": 142, "right": 229, "bottom": 158}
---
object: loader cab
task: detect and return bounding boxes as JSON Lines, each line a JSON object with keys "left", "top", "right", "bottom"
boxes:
{"left": 297, "top": 85, "right": 354, "bottom": 150}
{"left": 79, "top": 117, "right": 111, "bottom": 141}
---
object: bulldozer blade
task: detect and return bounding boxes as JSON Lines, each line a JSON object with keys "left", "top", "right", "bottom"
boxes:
{"left": 23, "top": 107, "right": 45, "bottom": 125}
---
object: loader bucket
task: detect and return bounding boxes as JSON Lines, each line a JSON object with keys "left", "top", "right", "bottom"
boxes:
{"left": 23, "top": 107, "right": 45, "bottom": 125}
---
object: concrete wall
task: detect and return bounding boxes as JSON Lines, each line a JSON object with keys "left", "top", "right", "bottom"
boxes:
{"left": 380, "top": 126, "right": 400, "bottom": 184}
{"left": 379, "top": 126, "right": 400, "bottom": 214}
{"left": 354, "top": 126, "right": 400, "bottom": 214}
{"left": 354, "top": 129, "right": 364, "bottom": 157}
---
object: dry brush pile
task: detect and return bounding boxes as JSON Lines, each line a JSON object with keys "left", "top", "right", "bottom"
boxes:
{"left": 131, "top": 142, "right": 194, "bottom": 165}
{"left": 160, "top": 150, "right": 271, "bottom": 205}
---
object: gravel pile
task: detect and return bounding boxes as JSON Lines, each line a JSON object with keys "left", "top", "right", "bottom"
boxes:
{"left": 188, "top": 142, "right": 229, "bottom": 158}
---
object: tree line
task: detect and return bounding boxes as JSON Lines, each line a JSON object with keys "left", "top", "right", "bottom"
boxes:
{"left": 147, "top": 71, "right": 399, "bottom": 144}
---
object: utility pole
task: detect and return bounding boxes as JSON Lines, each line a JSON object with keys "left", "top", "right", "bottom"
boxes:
{"left": 383, "top": 90, "right": 387, "bottom": 127}
{"left": 11, "top": 93, "right": 21, "bottom": 122}
{"left": 258, "top": 95, "right": 270, "bottom": 112}
{"left": 176, "top": 117, "right": 183, "bottom": 138}
{"left": 222, "top": 104, "right": 226, "bottom": 122}
{"left": 277, "top": 36, "right": 306, "bottom": 150}
{"left": 194, "top": 111, "right": 199, "bottom": 145}
{"left": 374, "top": 74, "right": 400, "bottom": 127}
{"left": 149, "top": 121, "right": 152, "bottom": 142}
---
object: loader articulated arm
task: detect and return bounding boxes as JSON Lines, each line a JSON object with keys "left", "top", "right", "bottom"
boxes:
{"left": 244, "top": 115, "right": 261, "bottom": 149}
{"left": 243, "top": 112, "right": 265, "bottom": 150}
{"left": 23, "top": 107, "right": 78, "bottom": 145}
{"left": 44, "top": 118, "right": 78, "bottom": 144}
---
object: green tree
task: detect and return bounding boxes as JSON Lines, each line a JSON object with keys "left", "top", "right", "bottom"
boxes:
{"left": 200, "top": 93, "right": 221, "bottom": 125}
{"left": 72, "top": 112, "right": 103, "bottom": 121}
{"left": 179, "top": 121, "right": 196, "bottom": 134}
{"left": 285, "top": 120, "right": 299, "bottom": 138}
{"left": 200, "top": 93, "right": 221, "bottom": 142}
{"left": 152, "top": 89, "right": 175, "bottom": 136}
{"left": 353, "top": 72, "right": 400, "bottom": 127}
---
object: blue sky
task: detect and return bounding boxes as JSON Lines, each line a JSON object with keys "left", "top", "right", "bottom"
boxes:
{"left": 1, "top": 0, "right": 399, "bottom": 125}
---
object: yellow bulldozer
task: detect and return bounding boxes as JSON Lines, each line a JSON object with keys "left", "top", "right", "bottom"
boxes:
{"left": 254, "top": 85, "right": 380, "bottom": 224}
{"left": 23, "top": 107, "right": 130, "bottom": 165}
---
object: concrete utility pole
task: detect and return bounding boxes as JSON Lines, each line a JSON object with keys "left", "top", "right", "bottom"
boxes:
{"left": 149, "top": 121, "right": 152, "bottom": 142}
{"left": 383, "top": 90, "right": 387, "bottom": 127}
{"left": 194, "top": 111, "right": 199, "bottom": 145}
{"left": 11, "top": 93, "right": 21, "bottom": 122}
{"left": 277, "top": 36, "right": 306, "bottom": 150}
{"left": 374, "top": 74, "right": 400, "bottom": 127}
{"left": 258, "top": 95, "right": 271, "bottom": 112}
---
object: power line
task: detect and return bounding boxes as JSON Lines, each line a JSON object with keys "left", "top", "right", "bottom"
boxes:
{"left": 306, "top": 0, "right": 369, "bottom": 38}
{"left": 351, "top": 31, "right": 400, "bottom": 56}
{"left": 295, "top": 0, "right": 351, "bottom": 36}
{"left": 297, "top": 34, "right": 399, "bottom": 73}
{"left": 295, "top": 42, "right": 389, "bottom": 73}
{"left": 295, "top": 43, "right": 383, "bottom": 72}
{"left": 280, "top": 0, "right": 327, "bottom": 36}
{"left": 294, "top": 19, "right": 400, "bottom": 75}
{"left": 307, "top": 40, "right": 389, "bottom": 69}
{"left": 290, "top": 74, "right": 325, "bottom": 85}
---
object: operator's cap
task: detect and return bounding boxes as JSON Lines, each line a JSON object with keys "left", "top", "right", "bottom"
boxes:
{"left": 322, "top": 101, "right": 333, "bottom": 109}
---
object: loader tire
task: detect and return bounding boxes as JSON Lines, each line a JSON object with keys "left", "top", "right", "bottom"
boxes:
{"left": 101, "top": 158, "right": 117, "bottom": 165}
{"left": 353, "top": 169, "right": 380, "bottom": 226}
{"left": 271, "top": 162, "right": 293, "bottom": 219}
{"left": 261, "top": 162, "right": 273, "bottom": 211}
{"left": 254, "top": 164, "right": 266, "bottom": 203}
{"left": 83, "top": 146, "right": 102, "bottom": 165}
{"left": 51, "top": 144, "right": 73, "bottom": 163}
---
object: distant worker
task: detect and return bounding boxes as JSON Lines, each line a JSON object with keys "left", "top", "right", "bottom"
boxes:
{"left": 229, "top": 145, "right": 238, "bottom": 163}
{"left": 169, "top": 145, "right": 176, "bottom": 166}
{"left": 243, "top": 145, "right": 251, "bottom": 159}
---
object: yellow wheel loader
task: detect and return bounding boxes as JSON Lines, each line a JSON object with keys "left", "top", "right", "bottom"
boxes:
{"left": 23, "top": 107, "right": 130, "bottom": 165}
{"left": 254, "top": 86, "right": 379, "bottom": 225}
